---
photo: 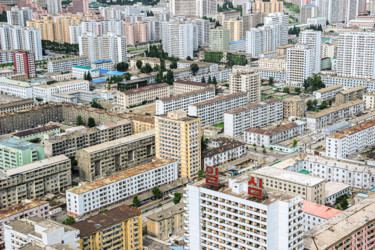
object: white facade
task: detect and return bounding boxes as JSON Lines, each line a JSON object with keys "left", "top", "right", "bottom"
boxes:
{"left": 72, "top": 66, "right": 100, "bottom": 79}
{"left": 307, "top": 17, "right": 327, "bottom": 29}
{"left": 192, "top": 19, "right": 210, "bottom": 48}
{"left": 185, "top": 179, "right": 304, "bottom": 250}
{"left": 47, "top": 0, "right": 62, "bottom": 15}
{"left": 224, "top": 98, "right": 284, "bottom": 137}
{"left": 4, "top": 217, "right": 79, "bottom": 249}
{"left": 0, "top": 77, "right": 34, "bottom": 99}
{"left": 196, "top": 0, "right": 217, "bottom": 17}
{"left": 287, "top": 44, "right": 315, "bottom": 87}
{"left": 255, "top": 67, "right": 287, "bottom": 82}
{"left": 203, "top": 141, "right": 245, "bottom": 168}
{"left": 188, "top": 92, "right": 248, "bottom": 127}
{"left": 313, "top": 84, "right": 343, "bottom": 100}
{"left": 189, "top": 69, "right": 233, "bottom": 83}
{"left": 298, "top": 30, "right": 322, "bottom": 74}
{"left": 6, "top": 7, "right": 33, "bottom": 27}
{"left": 66, "top": 159, "right": 178, "bottom": 217}
{"left": 321, "top": 43, "right": 335, "bottom": 58}
{"left": 162, "top": 22, "right": 194, "bottom": 59}
{"left": 229, "top": 69, "right": 261, "bottom": 104}
{"left": 321, "top": 74, "right": 375, "bottom": 92}
{"left": 155, "top": 87, "right": 215, "bottom": 115}
{"left": 32, "top": 80, "right": 90, "bottom": 102}
{"left": 364, "top": 92, "right": 375, "bottom": 110}
{"left": 47, "top": 56, "right": 90, "bottom": 73}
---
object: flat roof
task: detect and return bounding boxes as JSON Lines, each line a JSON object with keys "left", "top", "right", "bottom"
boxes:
{"left": 191, "top": 92, "right": 247, "bottom": 108}
{"left": 174, "top": 79, "right": 211, "bottom": 87}
{"left": 0, "top": 77, "right": 38, "bottom": 88}
{"left": 315, "top": 84, "right": 342, "bottom": 94}
{"left": 0, "top": 99, "right": 34, "bottom": 109}
{"left": 338, "top": 85, "right": 367, "bottom": 95}
{"left": 122, "top": 83, "right": 169, "bottom": 95}
{"left": 48, "top": 56, "right": 88, "bottom": 63}
{"left": 269, "top": 157, "right": 303, "bottom": 170}
{"left": 71, "top": 205, "right": 141, "bottom": 236}
{"left": 306, "top": 100, "right": 364, "bottom": 119}
{"left": 13, "top": 125, "right": 59, "bottom": 137}
{"left": 252, "top": 166, "right": 325, "bottom": 186}
{"left": 160, "top": 87, "right": 214, "bottom": 102}
{"left": 328, "top": 118, "right": 375, "bottom": 139}
{"left": 147, "top": 203, "right": 184, "bottom": 222}
{"left": 0, "top": 137, "right": 40, "bottom": 150}
{"left": 302, "top": 200, "right": 341, "bottom": 219}
{"left": 132, "top": 116, "right": 155, "bottom": 124}
{"left": 34, "top": 80, "right": 89, "bottom": 89}
{"left": 225, "top": 98, "right": 281, "bottom": 114}
{"left": 0, "top": 199, "right": 48, "bottom": 220}
{"left": 68, "top": 158, "right": 176, "bottom": 195}
{"left": 203, "top": 140, "right": 244, "bottom": 158}
{"left": 245, "top": 122, "right": 301, "bottom": 135}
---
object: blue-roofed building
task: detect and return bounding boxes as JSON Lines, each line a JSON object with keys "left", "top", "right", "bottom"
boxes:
{"left": 229, "top": 40, "right": 246, "bottom": 53}
{"left": 322, "top": 121, "right": 351, "bottom": 136}
{"left": 72, "top": 66, "right": 100, "bottom": 79}
{"left": 0, "top": 138, "right": 45, "bottom": 170}
{"left": 91, "top": 59, "right": 114, "bottom": 71}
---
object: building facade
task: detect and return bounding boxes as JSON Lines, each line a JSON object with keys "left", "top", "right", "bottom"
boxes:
{"left": 173, "top": 80, "right": 213, "bottom": 95}
{"left": 13, "top": 51, "right": 36, "bottom": 78}
{"left": 229, "top": 69, "right": 261, "bottom": 104}
{"left": 313, "top": 84, "right": 343, "bottom": 100}
{"left": 335, "top": 85, "right": 367, "bottom": 105}
{"left": 203, "top": 140, "right": 245, "bottom": 168}
{"left": 47, "top": 56, "right": 90, "bottom": 73}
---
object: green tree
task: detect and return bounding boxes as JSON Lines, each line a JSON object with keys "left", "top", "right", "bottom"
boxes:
{"left": 152, "top": 187, "right": 162, "bottom": 199}
{"left": 293, "top": 139, "right": 298, "bottom": 147}
{"left": 173, "top": 192, "right": 182, "bottom": 204}
{"left": 307, "top": 100, "right": 314, "bottom": 111}
{"left": 155, "top": 70, "right": 164, "bottom": 83}
{"left": 69, "top": 156, "right": 78, "bottom": 170}
{"left": 201, "top": 77, "right": 206, "bottom": 83}
{"left": 170, "top": 60, "right": 177, "bottom": 69}
{"left": 86, "top": 71, "right": 92, "bottom": 81}
{"left": 186, "top": 56, "right": 192, "bottom": 61}
{"left": 283, "top": 87, "right": 290, "bottom": 93}
{"left": 136, "top": 60, "right": 143, "bottom": 69}
{"left": 190, "top": 64, "right": 199, "bottom": 75}
{"left": 140, "top": 63, "right": 153, "bottom": 73}
{"left": 198, "top": 169, "right": 205, "bottom": 178}
{"left": 295, "top": 87, "right": 301, "bottom": 95}
{"left": 83, "top": 72, "right": 87, "bottom": 80}
{"left": 87, "top": 117, "right": 96, "bottom": 128}
{"left": 208, "top": 76, "right": 212, "bottom": 83}
{"left": 124, "top": 73, "right": 131, "bottom": 80}
{"left": 319, "top": 101, "right": 328, "bottom": 109}
{"left": 62, "top": 216, "right": 75, "bottom": 225}
{"left": 153, "top": 64, "right": 160, "bottom": 72}
{"left": 116, "top": 62, "right": 129, "bottom": 71}
{"left": 165, "top": 70, "right": 174, "bottom": 84}
{"left": 212, "top": 77, "right": 217, "bottom": 85}
{"left": 76, "top": 115, "right": 84, "bottom": 126}
{"left": 313, "top": 99, "right": 318, "bottom": 108}
{"left": 268, "top": 77, "right": 274, "bottom": 85}
{"left": 133, "top": 195, "right": 141, "bottom": 207}
{"left": 201, "top": 136, "right": 209, "bottom": 152}
{"left": 0, "top": 11, "right": 7, "bottom": 22}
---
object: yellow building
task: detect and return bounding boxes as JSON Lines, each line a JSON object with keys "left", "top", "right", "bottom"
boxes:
{"left": 132, "top": 116, "right": 155, "bottom": 134}
{"left": 283, "top": 96, "right": 306, "bottom": 118}
{"left": 252, "top": 0, "right": 283, "bottom": 14}
{"left": 155, "top": 110, "right": 201, "bottom": 179}
{"left": 222, "top": 19, "right": 243, "bottom": 42}
{"left": 72, "top": 205, "right": 142, "bottom": 250}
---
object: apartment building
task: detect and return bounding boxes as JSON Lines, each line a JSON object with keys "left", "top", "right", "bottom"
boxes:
{"left": 363, "top": 91, "right": 375, "bottom": 110}
{"left": 229, "top": 70, "right": 261, "bottom": 104}
{"left": 77, "top": 129, "right": 155, "bottom": 181}
{"left": 223, "top": 19, "right": 243, "bottom": 42}
{"left": 302, "top": 200, "right": 341, "bottom": 232}
{"left": 321, "top": 74, "right": 375, "bottom": 92}
{"left": 321, "top": 43, "right": 335, "bottom": 58}
{"left": 71, "top": 66, "right": 99, "bottom": 79}
{"left": 224, "top": 98, "right": 283, "bottom": 137}
{"left": 185, "top": 178, "right": 304, "bottom": 249}
{"left": 0, "top": 77, "right": 36, "bottom": 99}
{"left": 6, "top": 7, "right": 33, "bottom": 26}
{"left": 13, "top": 51, "right": 36, "bottom": 78}
{"left": 155, "top": 87, "right": 215, "bottom": 115}
{"left": 47, "top": 56, "right": 90, "bottom": 73}
{"left": 188, "top": 92, "right": 248, "bottom": 127}
{"left": 0, "top": 99, "right": 34, "bottom": 114}
{"left": 124, "top": 21, "right": 150, "bottom": 45}
{"left": 132, "top": 116, "right": 154, "bottom": 134}
{"left": 43, "top": 119, "right": 132, "bottom": 157}
{"left": 251, "top": 0, "right": 283, "bottom": 14}
{"left": 303, "top": 197, "right": 375, "bottom": 250}
{"left": 117, "top": 83, "right": 171, "bottom": 108}
{"left": 0, "top": 138, "right": 45, "bottom": 171}
{"left": 67, "top": 159, "right": 177, "bottom": 217}
{"left": 173, "top": 79, "right": 213, "bottom": 95}
{"left": 258, "top": 56, "right": 287, "bottom": 71}
{"left": 189, "top": 69, "right": 233, "bottom": 83}
{"left": 306, "top": 100, "right": 365, "bottom": 130}
{"left": 33, "top": 80, "right": 90, "bottom": 102}
{"left": 283, "top": 96, "right": 306, "bottom": 118}
{"left": 147, "top": 203, "right": 184, "bottom": 241}
{"left": 155, "top": 110, "right": 201, "bottom": 179}
{"left": 251, "top": 166, "right": 326, "bottom": 204}
{"left": 203, "top": 140, "right": 245, "bottom": 168}
{"left": 4, "top": 217, "right": 79, "bottom": 249}
{"left": 286, "top": 44, "right": 314, "bottom": 86}
{"left": 0, "top": 155, "right": 71, "bottom": 208}
{"left": 71, "top": 205, "right": 142, "bottom": 250}
{"left": 244, "top": 120, "right": 306, "bottom": 148}
{"left": 298, "top": 30, "right": 322, "bottom": 74}
{"left": 209, "top": 28, "right": 230, "bottom": 51}
{"left": 335, "top": 85, "right": 368, "bottom": 105}
{"left": 255, "top": 67, "right": 286, "bottom": 82}
{"left": 162, "top": 22, "right": 194, "bottom": 59}
{"left": 313, "top": 84, "right": 343, "bottom": 101}
{"left": 18, "top": 241, "right": 80, "bottom": 249}
{"left": 324, "top": 181, "right": 351, "bottom": 205}
{"left": 326, "top": 118, "right": 375, "bottom": 159}
{"left": 13, "top": 125, "right": 60, "bottom": 141}
{"left": 0, "top": 199, "right": 49, "bottom": 248}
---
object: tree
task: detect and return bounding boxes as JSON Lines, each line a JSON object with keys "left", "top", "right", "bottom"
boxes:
{"left": 153, "top": 64, "right": 160, "bottom": 72}
{"left": 124, "top": 73, "right": 131, "bottom": 80}
{"left": 186, "top": 56, "right": 192, "bottom": 61}
{"left": 198, "top": 169, "right": 205, "bottom": 178}
{"left": 87, "top": 117, "right": 96, "bottom": 128}
{"left": 201, "top": 77, "right": 206, "bottom": 83}
{"left": 0, "top": 11, "right": 7, "bottom": 22}
{"left": 136, "top": 60, "right": 143, "bottom": 69}
{"left": 116, "top": 62, "right": 129, "bottom": 71}
{"left": 86, "top": 71, "right": 92, "bottom": 81}
{"left": 69, "top": 156, "right": 78, "bottom": 170}
{"left": 170, "top": 60, "right": 177, "bottom": 69}
{"left": 190, "top": 64, "right": 199, "bottom": 75}
{"left": 319, "top": 101, "right": 328, "bottom": 109}
{"left": 212, "top": 77, "right": 217, "bottom": 85}
{"left": 313, "top": 99, "right": 318, "bottom": 108}
{"left": 152, "top": 187, "right": 162, "bottom": 199}
{"left": 201, "top": 136, "right": 209, "bottom": 152}
{"left": 133, "top": 195, "right": 141, "bottom": 207}
{"left": 155, "top": 70, "right": 164, "bottom": 83}
{"left": 165, "top": 70, "right": 174, "bottom": 84}
{"left": 283, "top": 87, "right": 290, "bottom": 93}
{"left": 208, "top": 76, "right": 212, "bottom": 83}
{"left": 91, "top": 101, "right": 104, "bottom": 109}
{"left": 140, "top": 63, "right": 153, "bottom": 73}
{"left": 262, "top": 148, "right": 266, "bottom": 154}
{"left": 306, "top": 100, "right": 314, "bottom": 111}
{"left": 268, "top": 77, "right": 274, "bottom": 85}
{"left": 76, "top": 115, "right": 84, "bottom": 126}
{"left": 295, "top": 87, "right": 301, "bottom": 95}
{"left": 83, "top": 72, "right": 87, "bottom": 80}
{"left": 293, "top": 139, "right": 298, "bottom": 147}
{"left": 173, "top": 192, "right": 182, "bottom": 204}
{"left": 62, "top": 216, "right": 75, "bottom": 225}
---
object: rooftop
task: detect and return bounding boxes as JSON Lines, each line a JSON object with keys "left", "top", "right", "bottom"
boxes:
{"left": 0, "top": 77, "right": 39, "bottom": 88}
{"left": 252, "top": 166, "right": 325, "bottom": 186}
{"left": 191, "top": 92, "right": 247, "bottom": 108}
{"left": 338, "top": 85, "right": 367, "bottom": 95}
{"left": 71, "top": 205, "right": 141, "bottom": 236}
{"left": 0, "top": 199, "right": 48, "bottom": 220}
{"left": 68, "top": 158, "right": 176, "bottom": 194}
{"left": 132, "top": 116, "right": 155, "bottom": 124}
{"left": 122, "top": 83, "right": 169, "bottom": 95}
{"left": 33, "top": 80, "right": 89, "bottom": 89}
{"left": 147, "top": 203, "right": 184, "bottom": 222}
{"left": 245, "top": 121, "right": 303, "bottom": 136}
{"left": 0, "top": 137, "right": 41, "bottom": 150}
{"left": 328, "top": 118, "right": 375, "bottom": 139}
{"left": 174, "top": 79, "right": 211, "bottom": 87}
{"left": 159, "top": 87, "right": 215, "bottom": 102}
{"left": 225, "top": 98, "right": 282, "bottom": 114}
{"left": 13, "top": 125, "right": 59, "bottom": 137}
{"left": 306, "top": 100, "right": 364, "bottom": 119}
{"left": 315, "top": 84, "right": 342, "bottom": 94}
{"left": 301, "top": 200, "right": 341, "bottom": 219}
{"left": 73, "top": 65, "right": 94, "bottom": 70}
{"left": 203, "top": 140, "right": 245, "bottom": 158}
{"left": 20, "top": 242, "right": 80, "bottom": 250}
{"left": 0, "top": 99, "right": 34, "bottom": 109}
{"left": 48, "top": 56, "right": 88, "bottom": 63}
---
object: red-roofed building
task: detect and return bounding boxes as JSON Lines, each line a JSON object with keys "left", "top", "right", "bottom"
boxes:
{"left": 302, "top": 200, "right": 342, "bottom": 231}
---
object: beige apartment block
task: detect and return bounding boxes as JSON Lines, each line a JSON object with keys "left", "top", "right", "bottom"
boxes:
{"left": 173, "top": 79, "right": 213, "bottom": 95}
{"left": 155, "top": 110, "right": 201, "bottom": 179}
{"left": 364, "top": 91, "right": 375, "bottom": 110}
{"left": 252, "top": 0, "right": 283, "bottom": 14}
{"left": 223, "top": 18, "right": 243, "bottom": 42}
{"left": 77, "top": 129, "right": 155, "bottom": 181}
{"left": 0, "top": 155, "right": 71, "bottom": 208}
{"left": 229, "top": 69, "right": 261, "bottom": 104}
{"left": 132, "top": 116, "right": 155, "bottom": 134}
{"left": 0, "top": 99, "right": 35, "bottom": 114}
{"left": 283, "top": 96, "right": 306, "bottom": 118}
{"left": 335, "top": 85, "right": 367, "bottom": 105}
{"left": 117, "top": 83, "right": 171, "bottom": 108}
{"left": 124, "top": 21, "right": 150, "bottom": 45}
{"left": 258, "top": 56, "right": 287, "bottom": 70}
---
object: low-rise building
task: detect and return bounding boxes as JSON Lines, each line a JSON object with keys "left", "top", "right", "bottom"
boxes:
{"left": 155, "top": 87, "right": 215, "bottom": 115}
{"left": 71, "top": 66, "right": 100, "bottom": 80}
{"left": 47, "top": 56, "right": 90, "bottom": 73}
{"left": 32, "top": 80, "right": 90, "bottom": 102}
{"left": 132, "top": 116, "right": 154, "bottom": 134}
{"left": 251, "top": 166, "right": 326, "bottom": 204}
{"left": 244, "top": 120, "right": 306, "bottom": 147}
{"left": 0, "top": 99, "right": 35, "bottom": 114}
{"left": 91, "top": 59, "right": 114, "bottom": 71}
{"left": 326, "top": 118, "right": 375, "bottom": 158}
{"left": 283, "top": 96, "right": 306, "bottom": 119}
{"left": 313, "top": 84, "right": 343, "bottom": 101}
{"left": 189, "top": 69, "right": 233, "bottom": 83}
{"left": 173, "top": 79, "right": 213, "bottom": 95}
{"left": 13, "top": 125, "right": 60, "bottom": 141}
{"left": 224, "top": 98, "right": 283, "bottom": 137}
{"left": 0, "top": 77, "right": 37, "bottom": 99}
{"left": 302, "top": 200, "right": 342, "bottom": 232}
{"left": 363, "top": 91, "right": 375, "bottom": 110}
{"left": 320, "top": 74, "right": 375, "bottom": 92}
{"left": 0, "top": 137, "right": 45, "bottom": 171}
{"left": 0, "top": 155, "right": 71, "bottom": 208}
{"left": 188, "top": 92, "right": 248, "bottom": 127}
{"left": 303, "top": 196, "right": 375, "bottom": 250}
{"left": 147, "top": 203, "right": 185, "bottom": 241}
{"left": 4, "top": 217, "right": 79, "bottom": 249}
{"left": 203, "top": 140, "right": 245, "bottom": 168}
{"left": 71, "top": 205, "right": 142, "bottom": 250}
{"left": 335, "top": 85, "right": 367, "bottom": 105}
{"left": 51, "top": 90, "right": 95, "bottom": 104}
{"left": 18, "top": 242, "right": 80, "bottom": 250}
{"left": 255, "top": 67, "right": 287, "bottom": 82}
{"left": 325, "top": 181, "right": 351, "bottom": 205}
{"left": 77, "top": 129, "right": 155, "bottom": 181}
{"left": 43, "top": 119, "right": 132, "bottom": 157}
{"left": 67, "top": 159, "right": 177, "bottom": 217}
{"left": 306, "top": 100, "right": 365, "bottom": 130}
{"left": 258, "top": 56, "right": 287, "bottom": 71}
{"left": 0, "top": 199, "right": 49, "bottom": 248}
{"left": 117, "top": 83, "right": 171, "bottom": 108}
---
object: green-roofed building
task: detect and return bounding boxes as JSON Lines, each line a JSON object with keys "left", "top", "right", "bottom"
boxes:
{"left": 0, "top": 138, "right": 45, "bottom": 170}
{"left": 299, "top": 170, "right": 309, "bottom": 174}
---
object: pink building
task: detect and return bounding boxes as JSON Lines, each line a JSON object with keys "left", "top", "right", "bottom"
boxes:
{"left": 302, "top": 200, "right": 342, "bottom": 231}
{"left": 62, "top": 0, "right": 89, "bottom": 14}
{"left": 13, "top": 51, "right": 36, "bottom": 78}
{"left": 0, "top": 199, "right": 49, "bottom": 248}
{"left": 18, "top": 0, "right": 47, "bottom": 15}
{"left": 124, "top": 21, "right": 150, "bottom": 45}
